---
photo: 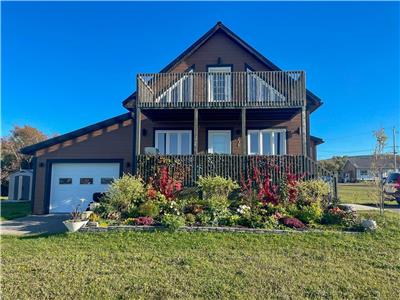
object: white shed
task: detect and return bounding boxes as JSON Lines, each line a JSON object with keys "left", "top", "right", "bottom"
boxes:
{"left": 8, "top": 170, "right": 33, "bottom": 201}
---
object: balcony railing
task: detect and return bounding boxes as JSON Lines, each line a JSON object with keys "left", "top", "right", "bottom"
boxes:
{"left": 136, "top": 154, "right": 337, "bottom": 201}
{"left": 137, "top": 71, "right": 306, "bottom": 109}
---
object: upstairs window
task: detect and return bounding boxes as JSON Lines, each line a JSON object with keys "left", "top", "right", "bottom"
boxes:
{"left": 248, "top": 129, "right": 286, "bottom": 155}
{"left": 246, "top": 67, "right": 285, "bottom": 102}
{"left": 208, "top": 66, "right": 232, "bottom": 101}
{"left": 155, "top": 130, "right": 192, "bottom": 155}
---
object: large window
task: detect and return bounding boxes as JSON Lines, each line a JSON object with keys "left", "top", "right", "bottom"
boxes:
{"left": 155, "top": 130, "right": 192, "bottom": 155}
{"left": 157, "top": 69, "right": 193, "bottom": 103}
{"left": 208, "top": 130, "right": 231, "bottom": 154}
{"left": 246, "top": 67, "right": 285, "bottom": 102}
{"left": 247, "top": 129, "right": 286, "bottom": 155}
{"left": 208, "top": 66, "right": 232, "bottom": 101}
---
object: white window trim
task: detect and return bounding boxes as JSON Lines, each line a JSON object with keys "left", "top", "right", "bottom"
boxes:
{"left": 246, "top": 67, "right": 286, "bottom": 102}
{"left": 156, "top": 69, "right": 193, "bottom": 103}
{"left": 155, "top": 130, "right": 192, "bottom": 155}
{"left": 208, "top": 130, "right": 232, "bottom": 154}
{"left": 207, "top": 66, "right": 232, "bottom": 102}
{"left": 247, "top": 129, "right": 287, "bottom": 155}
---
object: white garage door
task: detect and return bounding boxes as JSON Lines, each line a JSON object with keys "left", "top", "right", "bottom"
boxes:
{"left": 50, "top": 163, "right": 120, "bottom": 213}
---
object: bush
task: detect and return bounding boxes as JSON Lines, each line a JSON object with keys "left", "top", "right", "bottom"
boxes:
{"left": 161, "top": 214, "right": 185, "bottom": 231}
{"left": 289, "top": 202, "right": 323, "bottom": 224}
{"left": 137, "top": 202, "right": 160, "bottom": 218}
{"left": 321, "top": 207, "right": 358, "bottom": 227}
{"left": 185, "top": 213, "right": 196, "bottom": 226}
{"left": 135, "top": 216, "right": 154, "bottom": 226}
{"left": 124, "top": 218, "right": 136, "bottom": 225}
{"left": 99, "top": 174, "right": 145, "bottom": 219}
{"left": 297, "top": 180, "right": 330, "bottom": 207}
{"left": 88, "top": 212, "right": 100, "bottom": 222}
{"left": 238, "top": 213, "right": 265, "bottom": 228}
{"left": 197, "top": 176, "right": 239, "bottom": 200}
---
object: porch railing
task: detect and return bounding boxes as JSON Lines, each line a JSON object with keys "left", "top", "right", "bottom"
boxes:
{"left": 136, "top": 154, "right": 337, "bottom": 201}
{"left": 137, "top": 71, "right": 306, "bottom": 109}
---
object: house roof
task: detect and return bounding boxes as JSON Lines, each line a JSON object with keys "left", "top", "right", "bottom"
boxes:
{"left": 20, "top": 113, "right": 132, "bottom": 155}
{"left": 346, "top": 155, "right": 400, "bottom": 169}
{"left": 310, "top": 135, "right": 324, "bottom": 145}
{"left": 123, "top": 22, "right": 322, "bottom": 111}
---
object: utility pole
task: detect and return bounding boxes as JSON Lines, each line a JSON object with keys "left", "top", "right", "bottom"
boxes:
{"left": 394, "top": 127, "right": 397, "bottom": 171}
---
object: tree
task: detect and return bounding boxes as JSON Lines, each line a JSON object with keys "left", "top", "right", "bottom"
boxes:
{"left": 319, "top": 156, "right": 348, "bottom": 175}
{"left": 1, "top": 125, "right": 48, "bottom": 195}
{"left": 370, "top": 128, "right": 388, "bottom": 214}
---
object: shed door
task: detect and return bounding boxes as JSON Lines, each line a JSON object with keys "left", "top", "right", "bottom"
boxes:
{"left": 49, "top": 163, "right": 120, "bottom": 213}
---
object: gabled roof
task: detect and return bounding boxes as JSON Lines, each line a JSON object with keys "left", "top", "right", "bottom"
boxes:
{"left": 123, "top": 21, "right": 322, "bottom": 110}
{"left": 20, "top": 113, "right": 131, "bottom": 155}
{"left": 346, "top": 155, "right": 400, "bottom": 169}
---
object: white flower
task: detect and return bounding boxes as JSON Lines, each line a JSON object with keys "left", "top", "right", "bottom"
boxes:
{"left": 237, "top": 205, "right": 250, "bottom": 215}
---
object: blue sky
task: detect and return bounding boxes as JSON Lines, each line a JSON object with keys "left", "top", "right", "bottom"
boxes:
{"left": 2, "top": 1, "right": 399, "bottom": 159}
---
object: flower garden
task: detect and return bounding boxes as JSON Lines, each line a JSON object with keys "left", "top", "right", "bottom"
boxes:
{"left": 85, "top": 160, "right": 368, "bottom": 232}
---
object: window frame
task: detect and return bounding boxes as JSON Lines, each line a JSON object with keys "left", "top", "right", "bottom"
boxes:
{"left": 207, "top": 66, "right": 232, "bottom": 102}
{"left": 155, "top": 130, "right": 192, "bottom": 155}
{"left": 247, "top": 129, "right": 287, "bottom": 155}
{"left": 207, "top": 130, "right": 232, "bottom": 154}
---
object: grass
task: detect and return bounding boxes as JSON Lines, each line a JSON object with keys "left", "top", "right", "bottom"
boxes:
{"left": 338, "top": 183, "right": 398, "bottom": 206}
{"left": 0, "top": 202, "right": 31, "bottom": 221}
{"left": 1, "top": 211, "right": 399, "bottom": 299}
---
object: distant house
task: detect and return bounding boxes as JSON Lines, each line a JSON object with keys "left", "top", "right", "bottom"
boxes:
{"left": 341, "top": 155, "right": 400, "bottom": 182}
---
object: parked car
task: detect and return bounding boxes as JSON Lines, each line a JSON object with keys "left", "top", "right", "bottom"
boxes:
{"left": 383, "top": 172, "right": 400, "bottom": 204}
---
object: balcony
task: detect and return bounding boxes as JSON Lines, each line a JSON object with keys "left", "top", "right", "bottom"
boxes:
{"left": 137, "top": 71, "right": 306, "bottom": 109}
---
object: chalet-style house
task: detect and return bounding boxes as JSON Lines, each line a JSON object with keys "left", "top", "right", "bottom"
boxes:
{"left": 341, "top": 155, "right": 400, "bottom": 182}
{"left": 21, "top": 22, "right": 330, "bottom": 214}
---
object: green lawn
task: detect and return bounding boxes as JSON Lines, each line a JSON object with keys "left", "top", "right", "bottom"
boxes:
{"left": 338, "top": 183, "right": 398, "bottom": 205}
{"left": 0, "top": 202, "right": 31, "bottom": 221}
{"left": 1, "top": 212, "right": 399, "bottom": 299}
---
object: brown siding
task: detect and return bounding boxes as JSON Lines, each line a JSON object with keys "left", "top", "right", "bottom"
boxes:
{"left": 32, "top": 120, "right": 133, "bottom": 214}
{"left": 170, "top": 31, "right": 272, "bottom": 73}
{"left": 141, "top": 112, "right": 303, "bottom": 155}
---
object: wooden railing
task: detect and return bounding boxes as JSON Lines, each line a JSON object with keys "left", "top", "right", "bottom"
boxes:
{"left": 137, "top": 71, "right": 306, "bottom": 109}
{"left": 136, "top": 154, "right": 337, "bottom": 201}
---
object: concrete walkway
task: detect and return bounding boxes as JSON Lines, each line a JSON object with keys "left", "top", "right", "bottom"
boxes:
{"left": 342, "top": 203, "right": 400, "bottom": 214}
{"left": 0, "top": 214, "right": 69, "bottom": 236}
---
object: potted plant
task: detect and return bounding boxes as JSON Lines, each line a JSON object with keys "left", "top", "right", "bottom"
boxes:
{"left": 63, "top": 199, "right": 89, "bottom": 232}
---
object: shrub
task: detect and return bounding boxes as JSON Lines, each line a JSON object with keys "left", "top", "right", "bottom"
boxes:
{"left": 219, "top": 214, "right": 241, "bottom": 226}
{"left": 197, "top": 176, "right": 239, "bottom": 200}
{"left": 185, "top": 213, "right": 196, "bottom": 226}
{"left": 289, "top": 202, "right": 323, "bottom": 224}
{"left": 135, "top": 216, "right": 154, "bottom": 226}
{"left": 150, "top": 166, "right": 183, "bottom": 200}
{"left": 88, "top": 212, "right": 100, "bottom": 222}
{"left": 297, "top": 180, "right": 330, "bottom": 207}
{"left": 280, "top": 217, "right": 306, "bottom": 229}
{"left": 99, "top": 174, "right": 145, "bottom": 219}
{"left": 137, "top": 202, "right": 160, "bottom": 218}
{"left": 321, "top": 207, "right": 358, "bottom": 227}
{"left": 124, "top": 218, "right": 136, "bottom": 225}
{"left": 238, "top": 213, "right": 265, "bottom": 228}
{"left": 161, "top": 214, "right": 185, "bottom": 231}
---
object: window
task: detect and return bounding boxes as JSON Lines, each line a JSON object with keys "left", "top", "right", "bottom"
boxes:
{"left": 101, "top": 178, "right": 114, "bottom": 185}
{"left": 80, "top": 178, "right": 93, "bottom": 185}
{"left": 360, "top": 170, "right": 368, "bottom": 176}
{"left": 246, "top": 67, "right": 286, "bottom": 102}
{"left": 247, "top": 129, "right": 286, "bottom": 155}
{"left": 155, "top": 130, "right": 192, "bottom": 155}
{"left": 59, "top": 178, "right": 72, "bottom": 184}
{"left": 157, "top": 69, "right": 193, "bottom": 103}
{"left": 208, "top": 130, "right": 231, "bottom": 154}
{"left": 208, "top": 66, "right": 232, "bottom": 101}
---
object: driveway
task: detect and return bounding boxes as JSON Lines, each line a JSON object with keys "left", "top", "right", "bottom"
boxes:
{"left": 0, "top": 214, "right": 69, "bottom": 236}
{"left": 341, "top": 203, "right": 400, "bottom": 214}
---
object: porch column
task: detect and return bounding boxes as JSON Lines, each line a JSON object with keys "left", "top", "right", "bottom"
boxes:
{"left": 194, "top": 108, "right": 199, "bottom": 154}
{"left": 241, "top": 108, "right": 247, "bottom": 154}
{"left": 135, "top": 107, "right": 141, "bottom": 156}
{"left": 301, "top": 106, "right": 307, "bottom": 156}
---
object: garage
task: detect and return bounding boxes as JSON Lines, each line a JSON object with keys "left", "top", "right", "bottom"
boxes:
{"left": 49, "top": 162, "right": 121, "bottom": 213}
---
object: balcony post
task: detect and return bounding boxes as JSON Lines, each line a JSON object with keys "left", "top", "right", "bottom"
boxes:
{"left": 194, "top": 108, "right": 199, "bottom": 154}
{"left": 301, "top": 105, "right": 307, "bottom": 156}
{"left": 135, "top": 107, "right": 141, "bottom": 156}
{"left": 241, "top": 108, "right": 247, "bottom": 154}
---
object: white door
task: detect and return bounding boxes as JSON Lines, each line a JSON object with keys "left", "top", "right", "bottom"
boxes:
{"left": 49, "top": 163, "right": 120, "bottom": 213}
{"left": 208, "top": 66, "right": 232, "bottom": 102}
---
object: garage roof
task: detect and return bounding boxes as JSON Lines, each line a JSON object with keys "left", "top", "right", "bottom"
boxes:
{"left": 20, "top": 113, "right": 132, "bottom": 155}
